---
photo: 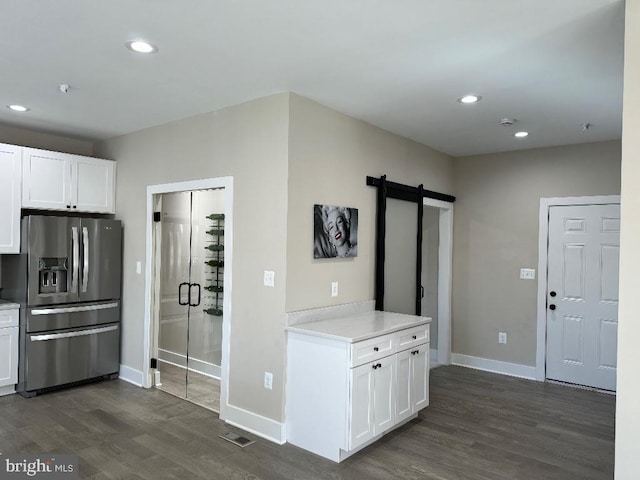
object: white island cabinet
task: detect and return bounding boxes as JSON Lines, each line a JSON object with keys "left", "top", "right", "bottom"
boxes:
{"left": 0, "top": 302, "right": 19, "bottom": 396}
{"left": 286, "top": 310, "right": 431, "bottom": 462}
{"left": 22, "top": 147, "right": 115, "bottom": 214}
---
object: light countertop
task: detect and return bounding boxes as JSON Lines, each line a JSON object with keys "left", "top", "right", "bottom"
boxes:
{"left": 0, "top": 300, "right": 19, "bottom": 311}
{"left": 286, "top": 310, "right": 431, "bottom": 343}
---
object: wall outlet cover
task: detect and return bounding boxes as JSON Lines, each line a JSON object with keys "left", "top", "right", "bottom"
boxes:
{"left": 264, "top": 270, "right": 275, "bottom": 287}
{"left": 520, "top": 268, "right": 536, "bottom": 280}
{"left": 498, "top": 332, "right": 507, "bottom": 344}
{"left": 331, "top": 281, "right": 339, "bottom": 297}
{"left": 264, "top": 372, "right": 273, "bottom": 390}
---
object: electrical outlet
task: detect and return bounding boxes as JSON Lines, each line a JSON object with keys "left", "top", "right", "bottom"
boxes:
{"left": 264, "top": 372, "right": 273, "bottom": 390}
{"left": 498, "top": 332, "right": 507, "bottom": 344}
{"left": 520, "top": 268, "right": 536, "bottom": 280}
{"left": 331, "top": 281, "right": 339, "bottom": 297}
{"left": 136, "top": 261, "right": 142, "bottom": 275}
{"left": 263, "top": 270, "right": 275, "bottom": 287}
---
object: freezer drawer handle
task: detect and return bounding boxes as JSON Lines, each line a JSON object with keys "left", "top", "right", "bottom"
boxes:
{"left": 30, "top": 324, "right": 119, "bottom": 342}
{"left": 31, "top": 302, "right": 119, "bottom": 315}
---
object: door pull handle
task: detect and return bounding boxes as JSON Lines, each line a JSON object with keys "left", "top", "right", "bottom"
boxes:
{"left": 178, "top": 282, "right": 190, "bottom": 306}
{"left": 189, "top": 283, "right": 201, "bottom": 307}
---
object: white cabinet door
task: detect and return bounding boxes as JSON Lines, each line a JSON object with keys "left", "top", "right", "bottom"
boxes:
{"left": 22, "top": 148, "right": 73, "bottom": 210}
{"left": 411, "top": 344, "right": 430, "bottom": 412}
{"left": 372, "top": 356, "right": 395, "bottom": 434}
{"left": 73, "top": 156, "right": 115, "bottom": 213}
{"left": 348, "top": 363, "right": 375, "bottom": 450}
{"left": 395, "top": 349, "right": 413, "bottom": 423}
{"left": 0, "top": 323, "right": 19, "bottom": 388}
{"left": 0, "top": 144, "right": 22, "bottom": 253}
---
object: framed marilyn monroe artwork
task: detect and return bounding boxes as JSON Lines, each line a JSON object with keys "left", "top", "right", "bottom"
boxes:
{"left": 313, "top": 204, "right": 358, "bottom": 259}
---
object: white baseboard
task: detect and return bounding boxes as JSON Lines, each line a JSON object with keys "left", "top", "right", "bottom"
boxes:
{"left": 224, "top": 404, "right": 286, "bottom": 445}
{"left": 119, "top": 364, "right": 145, "bottom": 387}
{"left": 451, "top": 353, "right": 537, "bottom": 380}
{"left": 0, "top": 385, "right": 15, "bottom": 396}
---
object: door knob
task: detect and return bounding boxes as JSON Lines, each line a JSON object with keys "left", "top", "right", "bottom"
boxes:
{"left": 550, "top": 291, "right": 557, "bottom": 297}
{"left": 549, "top": 304, "right": 556, "bottom": 311}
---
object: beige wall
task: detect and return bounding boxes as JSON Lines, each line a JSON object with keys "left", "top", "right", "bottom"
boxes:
{"left": 286, "top": 94, "right": 454, "bottom": 312}
{"left": 453, "top": 140, "right": 621, "bottom": 366}
{"left": 0, "top": 123, "right": 93, "bottom": 156}
{"left": 615, "top": 0, "right": 640, "bottom": 477}
{"left": 95, "top": 94, "right": 290, "bottom": 422}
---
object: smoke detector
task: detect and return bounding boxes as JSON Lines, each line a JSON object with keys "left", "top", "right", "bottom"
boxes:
{"left": 500, "top": 117, "right": 517, "bottom": 126}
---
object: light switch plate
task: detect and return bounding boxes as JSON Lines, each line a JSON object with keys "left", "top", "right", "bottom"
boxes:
{"left": 520, "top": 268, "right": 535, "bottom": 280}
{"left": 264, "top": 270, "right": 275, "bottom": 287}
{"left": 331, "top": 281, "right": 339, "bottom": 297}
{"left": 136, "top": 261, "right": 142, "bottom": 275}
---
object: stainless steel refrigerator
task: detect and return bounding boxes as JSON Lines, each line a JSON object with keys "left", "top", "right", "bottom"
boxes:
{"left": 1, "top": 215, "right": 122, "bottom": 396}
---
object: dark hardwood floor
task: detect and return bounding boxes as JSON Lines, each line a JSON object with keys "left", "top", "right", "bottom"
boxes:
{"left": 0, "top": 366, "right": 615, "bottom": 479}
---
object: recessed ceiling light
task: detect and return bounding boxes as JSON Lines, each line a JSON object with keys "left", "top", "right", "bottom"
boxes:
{"left": 125, "top": 40, "right": 158, "bottom": 54}
{"left": 458, "top": 95, "right": 482, "bottom": 104}
{"left": 7, "top": 104, "right": 29, "bottom": 112}
{"left": 514, "top": 131, "right": 529, "bottom": 138}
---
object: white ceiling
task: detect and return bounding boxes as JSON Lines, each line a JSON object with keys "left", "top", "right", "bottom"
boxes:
{"left": 0, "top": 0, "right": 624, "bottom": 157}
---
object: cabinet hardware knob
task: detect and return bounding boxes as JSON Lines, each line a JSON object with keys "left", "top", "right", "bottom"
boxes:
{"left": 550, "top": 291, "right": 557, "bottom": 297}
{"left": 372, "top": 364, "right": 377, "bottom": 369}
{"left": 376, "top": 363, "right": 382, "bottom": 368}
{"left": 549, "top": 304, "right": 556, "bottom": 311}
{"left": 67, "top": 205, "right": 71, "bottom": 209}
{"left": 412, "top": 335, "right": 417, "bottom": 340}
{"left": 373, "top": 347, "right": 379, "bottom": 352}
{"left": 72, "top": 205, "right": 77, "bottom": 209}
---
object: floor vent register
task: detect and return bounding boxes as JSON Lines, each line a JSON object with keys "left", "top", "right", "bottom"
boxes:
{"left": 219, "top": 432, "right": 255, "bottom": 448}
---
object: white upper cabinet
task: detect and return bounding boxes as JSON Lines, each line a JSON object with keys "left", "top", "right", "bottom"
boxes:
{"left": 73, "top": 155, "right": 116, "bottom": 213}
{"left": 0, "top": 144, "right": 22, "bottom": 253}
{"left": 22, "top": 148, "right": 115, "bottom": 214}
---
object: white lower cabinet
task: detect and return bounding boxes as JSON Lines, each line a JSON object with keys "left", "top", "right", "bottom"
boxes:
{"left": 286, "top": 320, "right": 430, "bottom": 462}
{"left": 348, "top": 355, "right": 396, "bottom": 450}
{"left": 396, "top": 343, "right": 430, "bottom": 423}
{"left": 0, "top": 308, "right": 19, "bottom": 394}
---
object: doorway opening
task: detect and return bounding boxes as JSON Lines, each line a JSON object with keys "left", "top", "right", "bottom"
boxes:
{"left": 368, "top": 176, "right": 454, "bottom": 367}
{"left": 143, "top": 177, "right": 233, "bottom": 420}
{"left": 154, "top": 189, "right": 224, "bottom": 411}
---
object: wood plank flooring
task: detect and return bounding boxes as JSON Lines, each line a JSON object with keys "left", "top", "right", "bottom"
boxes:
{"left": 0, "top": 366, "right": 615, "bottom": 479}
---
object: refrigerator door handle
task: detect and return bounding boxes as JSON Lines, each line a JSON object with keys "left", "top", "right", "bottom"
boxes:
{"left": 82, "top": 226, "right": 89, "bottom": 293}
{"left": 30, "top": 324, "right": 119, "bottom": 341}
{"left": 71, "top": 226, "right": 79, "bottom": 293}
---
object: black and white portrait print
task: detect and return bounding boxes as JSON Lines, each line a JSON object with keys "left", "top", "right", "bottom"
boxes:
{"left": 314, "top": 204, "right": 358, "bottom": 259}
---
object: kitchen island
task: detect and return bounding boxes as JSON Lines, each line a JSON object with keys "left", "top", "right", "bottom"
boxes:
{"left": 286, "top": 308, "right": 431, "bottom": 462}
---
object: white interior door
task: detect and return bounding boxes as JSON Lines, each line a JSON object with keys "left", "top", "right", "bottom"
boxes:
{"left": 546, "top": 204, "right": 620, "bottom": 391}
